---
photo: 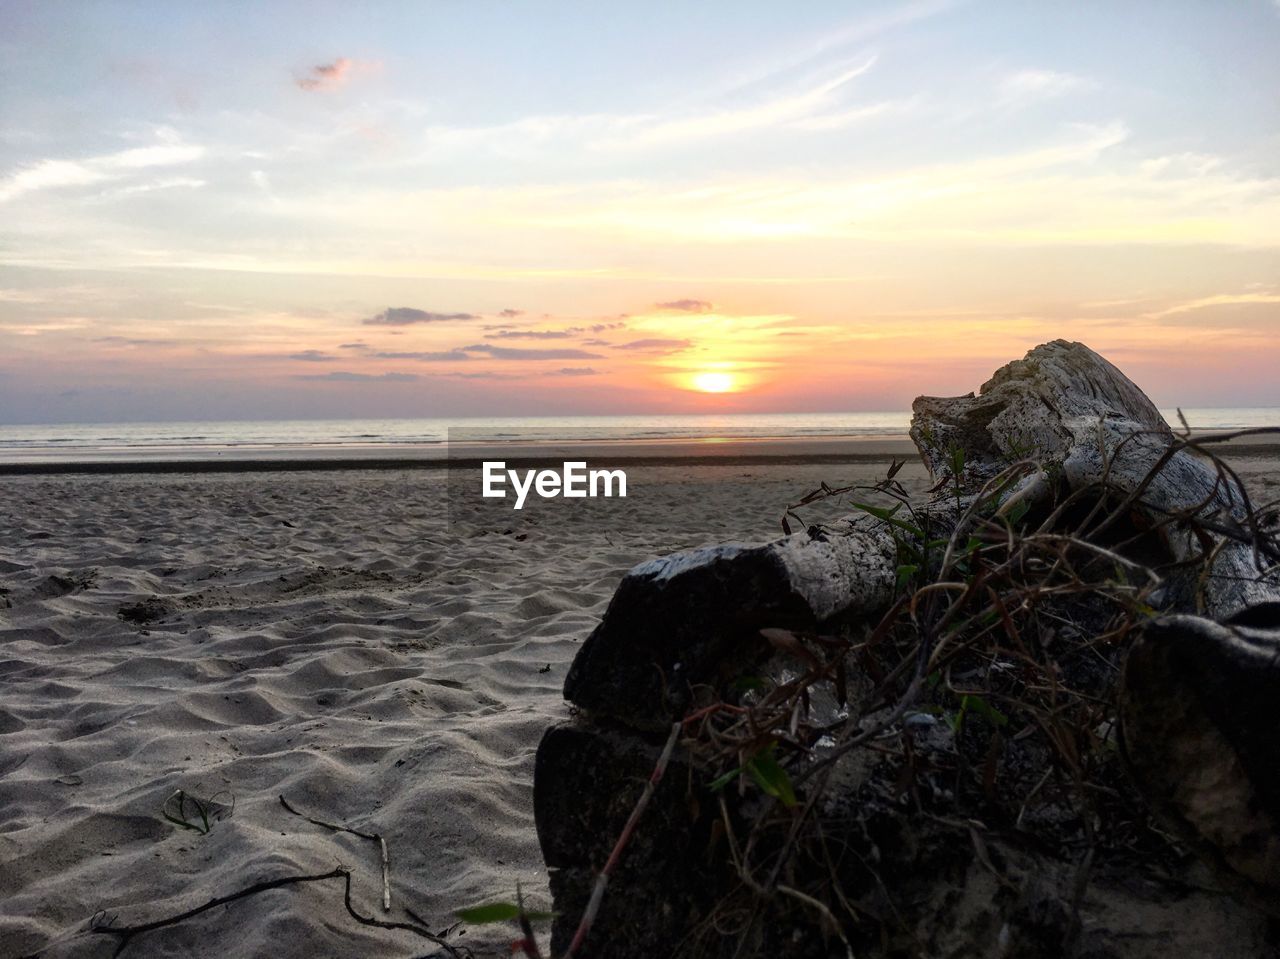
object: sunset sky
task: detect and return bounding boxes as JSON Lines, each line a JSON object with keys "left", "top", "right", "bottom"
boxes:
{"left": 1, "top": 1, "right": 1278, "bottom": 423}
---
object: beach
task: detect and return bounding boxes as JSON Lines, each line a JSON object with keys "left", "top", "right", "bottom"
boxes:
{"left": 4, "top": 1, "right": 1276, "bottom": 952}
{"left": 0, "top": 444, "right": 915, "bottom": 959}
{"left": 0, "top": 440, "right": 1275, "bottom": 958}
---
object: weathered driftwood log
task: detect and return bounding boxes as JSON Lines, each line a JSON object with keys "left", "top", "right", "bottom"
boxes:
{"left": 536, "top": 340, "right": 1280, "bottom": 958}
{"left": 563, "top": 516, "right": 898, "bottom": 730}
{"left": 1120, "top": 606, "right": 1280, "bottom": 904}
{"left": 919, "top": 341, "right": 1280, "bottom": 907}
{"left": 911, "top": 339, "right": 1277, "bottom": 618}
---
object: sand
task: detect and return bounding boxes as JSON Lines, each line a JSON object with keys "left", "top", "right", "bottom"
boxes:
{"left": 0, "top": 451, "right": 922, "bottom": 958}
{"left": 0, "top": 445, "right": 1274, "bottom": 958}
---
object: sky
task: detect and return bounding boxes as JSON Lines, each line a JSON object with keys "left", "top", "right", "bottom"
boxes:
{"left": 1, "top": 0, "right": 1278, "bottom": 424}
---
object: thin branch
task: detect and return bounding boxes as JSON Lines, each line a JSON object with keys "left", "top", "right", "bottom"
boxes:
{"left": 777, "top": 884, "right": 856, "bottom": 959}
{"left": 90, "top": 867, "right": 464, "bottom": 958}
{"left": 564, "top": 721, "right": 682, "bottom": 959}
{"left": 279, "top": 794, "right": 391, "bottom": 912}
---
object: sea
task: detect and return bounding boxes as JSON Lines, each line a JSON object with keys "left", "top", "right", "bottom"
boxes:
{"left": 0, "top": 410, "right": 1276, "bottom": 465}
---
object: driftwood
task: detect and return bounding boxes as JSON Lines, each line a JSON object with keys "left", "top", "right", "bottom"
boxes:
{"left": 1120, "top": 607, "right": 1280, "bottom": 903}
{"left": 911, "top": 339, "right": 1276, "bottom": 618}
{"left": 563, "top": 519, "right": 898, "bottom": 730}
{"left": 536, "top": 341, "right": 1280, "bottom": 958}
{"left": 914, "top": 341, "right": 1280, "bottom": 907}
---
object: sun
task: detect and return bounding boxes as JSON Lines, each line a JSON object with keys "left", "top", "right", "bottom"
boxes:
{"left": 691, "top": 371, "right": 737, "bottom": 393}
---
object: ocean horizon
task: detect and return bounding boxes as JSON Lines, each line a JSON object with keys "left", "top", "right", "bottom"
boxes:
{"left": 1, "top": 407, "right": 1276, "bottom": 464}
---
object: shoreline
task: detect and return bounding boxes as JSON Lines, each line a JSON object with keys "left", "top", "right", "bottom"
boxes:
{"left": 2, "top": 433, "right": 1278, "bottom": 476}
{"left": 0, "top": 435, "right": 920, "bottom": 474}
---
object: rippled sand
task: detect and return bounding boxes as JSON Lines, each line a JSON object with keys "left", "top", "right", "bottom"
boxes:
{"left": 0, "top": 458, "right": 946, "bottom": 958}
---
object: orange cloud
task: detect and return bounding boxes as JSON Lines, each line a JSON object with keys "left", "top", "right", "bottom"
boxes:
{"left": 656, "top": 298, "right": 713, "bottom": 312}
{"left": 295, "top": 58, "right": 358, "bottom": 92}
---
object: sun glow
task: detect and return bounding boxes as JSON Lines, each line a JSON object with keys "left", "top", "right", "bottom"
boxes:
{"left": 691, "top": 370, "right": 737, "bottom": 393}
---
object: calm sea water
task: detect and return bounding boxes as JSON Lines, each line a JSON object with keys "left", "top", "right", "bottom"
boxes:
{"left": 0, "top": 410, "right": 1276, "bottom": 463}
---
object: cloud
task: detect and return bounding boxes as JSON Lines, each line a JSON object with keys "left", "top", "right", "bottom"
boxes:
{"left": 656, "top": 299, "right": 713, "bottom": 313}
{"left": 288, "top": 349, "right": 336, "bottom": 362}
{"left": 94, "top": 335, "right": 176, "bottom": 347}
{"left": 446, "top": 120, "right": 1259, "bottom": 247}
{"left": 484, "top": 329, "right": 575, "bottom": 340}
{"left": 338, "top": 342, "right": 368, "bottom": 350}
{"left": 373, "top": 349, "right": 472, "bottom": 361}
{"left": 441, "top": 366, "right": 600, "bottom": 380}
{"left": 461, "top": 344, "right": 605, "bottom": 360}
{"left": 482, "top": 321, "right": 623, "bottom": 339}
{"left": 425, "top": 57, "right": 884, "bottom": 158}
{"left": 363, "top": 307, "right": 479, "bottom": 326}
{"left": 97, "top": 177, "right": 205, "bottom": 199}
{"left": 997, "top": 69, "right": 1093, "bottom": 107}
{"left": 415, "top": 5, "right": 945, "bottom": 162}
{"left": 441, "top": 371, "right": 515, "bottom": 380}
{"left": 102, "top": 138, "right": 206, "bottom": 170}
{"left": 499, "top": 308, "right": 524, "bottom": 318}
{"left": 613, "top": 338, "right": 694, "bottom": 353}
{"left": 297, "top": 58, "right": 354, "bottom": 92}
{"left": 0, "top": 161, "right": 110, "bottom": 202}
{"left": 0, "top": 128, "right": 204, "bottom": 203}
{"left": 0, "top": 289, "right": 49, "bottom": 304}
{"left": 296, "top": 371, "right": 419, "bottom": 382}
{"left": 1148, "top": 292, "right": 1280, "bottom": 319}
{"left": 789, "top": 98, "right": 911, "bottom": 132}
{"left": 598, "top": 57, "right": 880, "bottom": 150}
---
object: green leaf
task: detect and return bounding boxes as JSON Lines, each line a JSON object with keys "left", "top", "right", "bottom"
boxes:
{"left": 162, "top": 810, "right": 206, "bottom": 833}
{"left": 162, "top": 790, "right": 212, "bottom": 835}
{"left": 709, "top": 766, "right": 744, "bottom": 791}
{"left": 1003, "top": 500, "right": 1030, "bottom": 526}
{"left": 712, "top": 745, "right": 799, "bottom": 807}
{"left": 850, "top": 502, "right": 924, "bottom": 539}
{"left": 455, "top": 902, "right": 556, "bottom": 925}
{"left": 746, "top": 749, "right": 797, "bottom": 808}
{"left": 961, "top": 694, "right": 1007, "bottom": 728}
{"left": 895, "top": 564, "right": 919, "bottom": 588}
{"left": 732, "top": 675, "right": 766, "bottom": 693}
{"left": 456, "top": 903, "right": 521, "bottom": 924}
{"left": 851, "top": 500, "right": 897, "bottom": 521}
